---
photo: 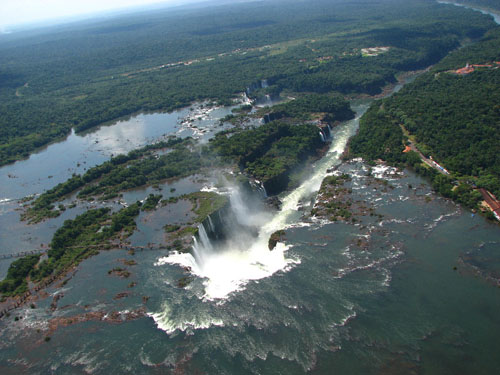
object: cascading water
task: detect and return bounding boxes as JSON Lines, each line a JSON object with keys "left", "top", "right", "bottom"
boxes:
{"left": 207, "top": 215, "right": 215, "bottom": 234}
{"left": 158, "top": 101, "right": 370, "bottom": 300}
{"left": 326, "top": 124, "right": 332, "bottom": 137}
{"left": 263, "top": 94, "right": 272, "bottom": 106}
{"left": 192, "top": 224, "right": 213, "bottom": 263}
{"left": 259, "top": 183, "right": 268, "bottom": 198}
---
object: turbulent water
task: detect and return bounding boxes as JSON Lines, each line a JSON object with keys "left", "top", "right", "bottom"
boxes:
{"left": 156, "top": 104, "right": 369, "bottom": 303}
{"left": 2, "top": 91, "right": 499, "bottom": 374}
{"left": 1, "top": 81, "right": 499, "bottom": 375}
{"left": 1, "top": 3, "right": 500, "bottom": 371}
{"left": 3, "top": 144, "right": 500, "bottom": 374}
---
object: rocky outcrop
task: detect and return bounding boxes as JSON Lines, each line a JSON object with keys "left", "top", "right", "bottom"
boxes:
{"left": 268, "top": 230, "right": 286, "bottom": 250}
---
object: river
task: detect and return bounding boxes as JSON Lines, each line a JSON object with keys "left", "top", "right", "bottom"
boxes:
{"left": 1, "top": 91, "right": 499, "bottom": 373}
{"left": 438, "top": 1, "right": 500, "bottom": 24}
{"left": 0, "top": 3, "right": 500, "bottom": 373}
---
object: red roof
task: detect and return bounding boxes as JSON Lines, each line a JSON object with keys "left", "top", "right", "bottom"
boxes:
{"left": 456, "top": 66, "right": 474, "bottom": 75}
{"left": 479, "top": 188, "right": 500, "bottom": 213}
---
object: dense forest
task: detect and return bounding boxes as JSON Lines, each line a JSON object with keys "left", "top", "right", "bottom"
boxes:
{"left": 2, "top": 0, "right": 500, "bottom": 298}
{"left": 349, "top": 28, "right": 500, "bottom": 210}
{"left": 259, "top": 93, "right": 354, "bottom": 123}
{"left": 0, "top": 0, "right": 496, "bottom": 165}
{"left": 24, "top": 92, "right": 350, "bottom": 221}
{"left": 208, "top": 122, "right": 324, "bottom": 194}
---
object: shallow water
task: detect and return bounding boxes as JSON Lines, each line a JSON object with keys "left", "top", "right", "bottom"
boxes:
{"left": 0, "top": 100, "right": 244, "bottom": 263}
{"left": 1, "top": 7, "right": 500, "bottom": 369}
{"left": 2, "top": 155, "right": 499, "bottom": 374}
{"left": 438, "top": 1, "right": 500, "bottom": 24}
{"left": 2, "top": 110, "right": 499, "bottom": 374}
{"left": 0, "top": 101, "right": 247, "bottom": 201}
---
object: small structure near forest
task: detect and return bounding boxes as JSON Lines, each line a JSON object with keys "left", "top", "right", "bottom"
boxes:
{"left": 453, "top": 62, "right": 497, "bottom": 75}
{"left": 361, "top": 46, "right": 390, "bottom": 57}
{"left": 479, "top": 188, "right": 500, "bottom": 221}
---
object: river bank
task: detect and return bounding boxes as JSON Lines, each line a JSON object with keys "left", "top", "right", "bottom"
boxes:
{"left": 1, "top": 3, "right": 499, "bottom": 370}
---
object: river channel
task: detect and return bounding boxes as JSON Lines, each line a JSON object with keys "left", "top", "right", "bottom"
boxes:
{"left": 0, "top": 3, "right": 500, "bottom": 373}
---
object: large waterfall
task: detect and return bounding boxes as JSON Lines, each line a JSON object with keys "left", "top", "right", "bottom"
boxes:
{"left": 159, "top": 102, "right": 370, "bottom": 300}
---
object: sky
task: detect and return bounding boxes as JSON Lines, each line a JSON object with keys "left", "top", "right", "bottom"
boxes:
{"left": 0, "top": 0, "right": 182, "bottom": 30}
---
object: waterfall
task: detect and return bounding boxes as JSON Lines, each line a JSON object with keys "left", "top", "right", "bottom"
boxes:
{"left": 259, "top": 184, "right": 268, "bottom": 198}
{"left": 249, "top": 179, "right": 268, "bottom": 198}
{"left": 198, "top": 224, "right": 213, "bottom": 251}
{"left": 207, "top": 215, "right": 215, "bottom": 234}
{"left": 218, "top": 210, "right": 225, "bottom": 227}
{"left": 242, "top": 92, "right": 253, "bottom": 106}
{"left": 261, "top": 79, "right": 269, "bottom": 88}
{"left": 192, "top": 224, "right": 213, "bottom": 263}
{"left": 228, "top": 186, "right": 263, "bottom": 227}
{"left": 160, "top": 101, "right": 370, "bottom": 299}
{"left": 264, "top": 94, "right": 272, "bottom": 106}
{"left": 191, "top": 237, "right": 204, "bottom": 264}
{"left": 325, "top": 125, "right": 332, "bottom": 138}
{"left": 319, "top": 131, "right": 326, "bottom": 142}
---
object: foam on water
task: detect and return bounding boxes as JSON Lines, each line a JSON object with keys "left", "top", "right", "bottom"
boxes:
{"left": 156, "top": 241, "right": 297, "bottom": 301}
{"left": 148, "top": 302, "right": 225, "bottom": 334}
{"left": 150, "top": 104, "right": 371, "bottom": 336}
{"left": 160, "top": 109, "right": 365, "bottom": 298}
{"left": 370, "top": 164, "right": 401, "bottom": 180}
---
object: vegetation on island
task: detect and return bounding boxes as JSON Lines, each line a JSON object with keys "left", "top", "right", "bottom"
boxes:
{"left": 349, "top": 28, "right": 500, "bottom": 212}
{"left": 1, "top": 203, "right": 141, "bottom": 297}
{"left": 0, "top": 255, "right": 41, "bottom": 297}
{"left": 313, "top": 172, "right": 385, "bottom": 223}
{"left": 312, "top": 174, "right": 354, "bottom": 222}
{"left": 186, "top": 192, "right": 229, "bottom": 224}
{"left": 258, "top": 93, "right": 354, "bottom": 123}
{"left": 208, "top": 121, "right": 324, "bottom": 194}
{"left": 1, "top": 188, "right": 230, "bottom": 297}
{"left": 161, "top": 191, "right": 228, "bottom": 249}
{"left": 0, "top": 0, "right": 495, "bottom": 165}
{"left": 141, "top": 194, "right": 163, "bottom": 211}
{"left": 23, "top": 137, "right": 199, "bottom": 222}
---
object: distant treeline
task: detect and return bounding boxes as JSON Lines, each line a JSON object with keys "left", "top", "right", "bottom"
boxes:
{"left": 0, "top": 0, "right": 495, "bottom": 165}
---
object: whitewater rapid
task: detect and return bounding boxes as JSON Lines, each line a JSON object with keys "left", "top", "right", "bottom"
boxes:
{"left": 154, "top": 103, "right": 370, "bottom": 305}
